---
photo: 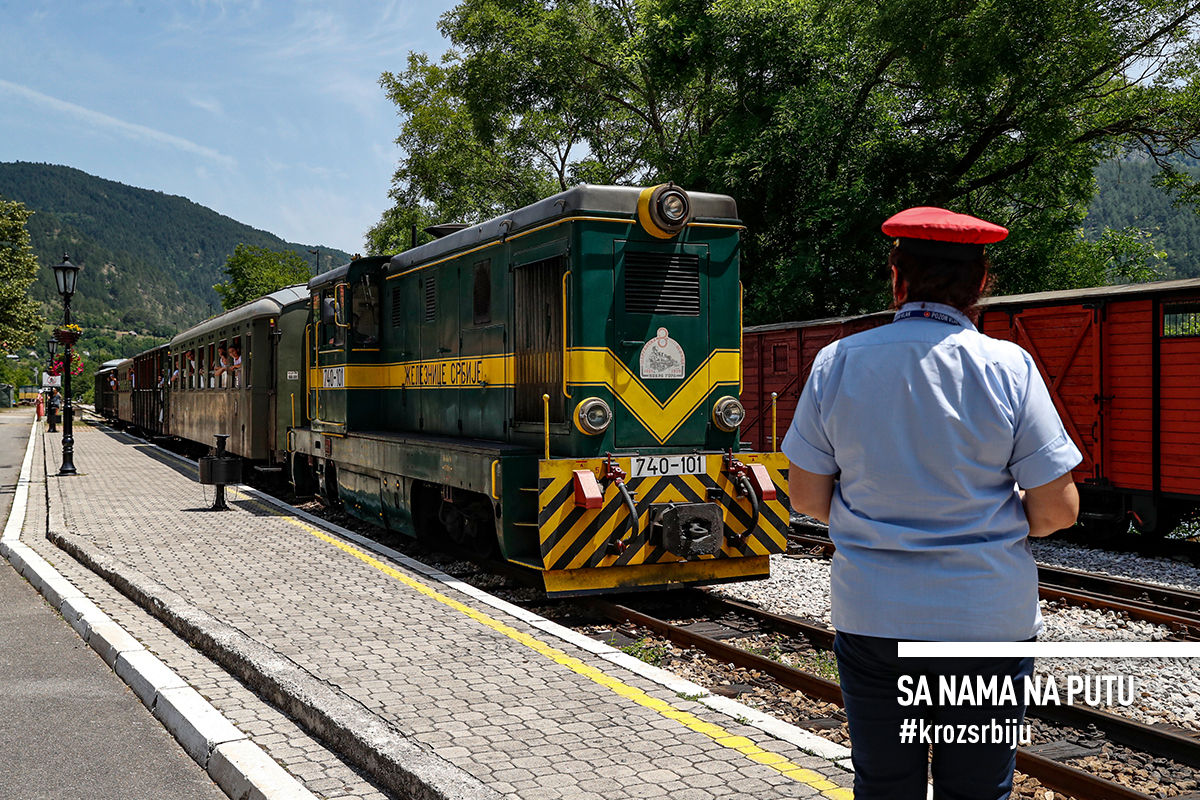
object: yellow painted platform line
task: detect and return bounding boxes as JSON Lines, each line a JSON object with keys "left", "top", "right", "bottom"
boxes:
{"left": 237, "top": 491, "right": 852, "bottom": 800}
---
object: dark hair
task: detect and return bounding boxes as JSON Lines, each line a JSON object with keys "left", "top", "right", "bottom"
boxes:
{"left": 889, "top": 245, "right": 992, "bottom": 319}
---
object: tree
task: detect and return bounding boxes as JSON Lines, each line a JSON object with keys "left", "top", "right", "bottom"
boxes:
{"left": 0, "top": 198, "right": 44, "bottom": 350}
{"left": 374, "top": 0, "right": 1200, "bottom": 323}
{"left": 213, "top": 245, "right": 312, "bottom": 311}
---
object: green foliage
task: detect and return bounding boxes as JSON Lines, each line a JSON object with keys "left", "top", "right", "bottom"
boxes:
{"left": 377, "top": 0, "right": 1200, "bottom": 323}
{"left": 1088, "top": 156, "right": 1200, "bottom": 278}
{"left": 0, "top": 162, "right": 348, "bottom": 335}
{"left": 214, "top": 244, "right": 313, "bottom": 311}
{"left": 0, "top": 198, "right": 43, "bottom": 350}
{"left": 619, "top": 636, "right": 674, "bottom": 667}
{"left": 0, "top": 163, "right": 349, "bottom": 372}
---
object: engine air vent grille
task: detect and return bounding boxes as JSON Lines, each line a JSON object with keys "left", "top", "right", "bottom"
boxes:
{"left": 624, "top": 252, "right": 701, "bottom": 315}
{"left": 424, "top": 274, "right": 436, "bottom": 323}
{"left": 391, "top": 287, "right": 402, "bottom": 328}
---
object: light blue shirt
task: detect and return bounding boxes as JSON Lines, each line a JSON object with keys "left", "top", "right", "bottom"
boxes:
{"left": 782, "top": 302, "right": 1082, "bottom": 641}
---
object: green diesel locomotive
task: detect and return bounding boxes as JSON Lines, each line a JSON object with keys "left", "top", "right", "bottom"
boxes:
{"left": 120, "top": 184, "right": 792, "bottom": 596}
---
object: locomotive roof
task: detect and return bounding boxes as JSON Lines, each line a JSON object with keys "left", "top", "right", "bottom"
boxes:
{"left": 744, "top": 277, "right": 1200, "bottom": 334}
{"left": 170, "top": 284, "right": 308, "bottom": 347}
{"left": 383, "top": 184, "right": 740, "bottom": 276}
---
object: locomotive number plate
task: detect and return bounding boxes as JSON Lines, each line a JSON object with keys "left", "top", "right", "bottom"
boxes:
{"left": 630, "top": 454, "right": 708, "bottom": 479}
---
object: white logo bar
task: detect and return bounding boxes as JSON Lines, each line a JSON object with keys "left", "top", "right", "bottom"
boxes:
{"left": 898, "top": 642, "right": 1200, "bottom": 658}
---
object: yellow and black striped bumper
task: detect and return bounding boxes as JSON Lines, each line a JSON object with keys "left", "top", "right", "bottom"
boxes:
{"left": 536, "top": 453, "right": 789, "bottom": 595}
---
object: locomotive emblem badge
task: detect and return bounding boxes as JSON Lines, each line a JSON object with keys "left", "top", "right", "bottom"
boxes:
{"left": 639, "top": 327, "right": 685, "bottom": 379}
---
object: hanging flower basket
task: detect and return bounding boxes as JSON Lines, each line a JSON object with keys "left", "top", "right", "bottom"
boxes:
{"left": 54, "top": 324, "right": 82, "bottom": 347}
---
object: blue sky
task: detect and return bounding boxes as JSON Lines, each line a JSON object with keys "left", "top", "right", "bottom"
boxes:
{"left": 0, "top": 0, "right": 460, "bottom": 255}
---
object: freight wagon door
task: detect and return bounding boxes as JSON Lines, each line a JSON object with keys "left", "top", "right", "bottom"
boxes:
{"left": 1158, "top": 300, "right": 1200, "bottom": 497}
{"left": 982, "top": 305, "right": 1104, "bottom": 483}
{"left": 613, "top": 241, "right": 710, "bottom": 448}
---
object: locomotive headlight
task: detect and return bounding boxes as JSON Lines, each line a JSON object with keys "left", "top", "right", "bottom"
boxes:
{"left": 712, "top": 396, "right": 745, "bottom": 432}
{"left": 659, "top": 190, "right": 688, "bottom": 223}
{"left": 575, "top": 397, "right": 613, "bottom": 435}
{"left": 637, "top": 183, "right": 691, "bottom": 238}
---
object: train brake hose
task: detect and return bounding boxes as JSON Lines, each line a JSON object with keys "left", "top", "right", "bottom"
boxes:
{"left": 609, "top": 479, "right": 640, "bottom": 555}
{"left": 728, "top": 473, "right": 760, "bottom": 544}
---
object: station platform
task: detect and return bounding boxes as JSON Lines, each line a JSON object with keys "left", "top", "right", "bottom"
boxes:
{"left": 16, "top": 417, "right": 854, "bottom": 800}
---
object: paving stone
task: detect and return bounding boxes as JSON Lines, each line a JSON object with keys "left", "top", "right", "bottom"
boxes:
{"left": 33, "top": 424, "right": 852, "bottom": 800}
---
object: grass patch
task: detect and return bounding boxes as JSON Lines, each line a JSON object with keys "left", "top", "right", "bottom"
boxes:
{"left": 619, "top": 636, "right": 674, "bottom": 667}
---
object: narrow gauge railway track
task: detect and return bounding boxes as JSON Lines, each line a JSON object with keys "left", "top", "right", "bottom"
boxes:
{"left": 583, "top": 590, "right": 1200, "bottom": 800}
{"left": 789, "top": 529, "right": 1200, "bottom": 635}
{"left": 96, "top": 421, "right": 1196, "bottom": 799}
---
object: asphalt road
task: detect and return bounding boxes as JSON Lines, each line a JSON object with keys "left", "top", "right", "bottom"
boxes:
{"left": 0, "top": 408, "right": 226, "bottom": 800}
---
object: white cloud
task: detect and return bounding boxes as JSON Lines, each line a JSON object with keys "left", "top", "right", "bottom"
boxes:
{"left": 189, "top": 97, "right": 224, "bottom": 115}
{"left": 0, "top": 79, "right": 237, "bottom": 168}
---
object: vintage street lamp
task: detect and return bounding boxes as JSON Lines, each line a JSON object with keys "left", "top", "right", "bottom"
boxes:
{"left": 46, "top": 338, "right": 58, "bottom": 392}
{"left": 51, "top": 254, "right": 80, "bottom": 476}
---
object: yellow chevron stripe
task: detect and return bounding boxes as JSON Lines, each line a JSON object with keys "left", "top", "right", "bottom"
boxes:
{"left": 567, "top": 348, "right": 740, "bottom": 443}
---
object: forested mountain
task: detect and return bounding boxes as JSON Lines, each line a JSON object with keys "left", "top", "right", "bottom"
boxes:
{"left": 1085, "top": 156, "right": 1200, "bottom": 279}
{"left": 0, "top": 162, "right": 350, "bottom": 338}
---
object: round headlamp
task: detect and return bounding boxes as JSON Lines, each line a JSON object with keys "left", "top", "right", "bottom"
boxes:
{"left": 637, "top": 183, "right": 691, "bottom": 238}
{"left": 575, "top": 397, "right": 613, "bottom": 435}
{"left": 712, "top": 396, "right": 745, "bottom": 432}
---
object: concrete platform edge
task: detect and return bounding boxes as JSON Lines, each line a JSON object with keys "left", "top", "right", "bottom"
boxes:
{"left": 0, "top": 420, "right": 319, "bottom": 800}
{"left": 49, "top": 526, "right": 504, "bottom": 800}
{"left": 234, "top": 477, "right": 858, "bottom": 768}
{"left": 108, "top": 427, "right": 856, "bottom": 777}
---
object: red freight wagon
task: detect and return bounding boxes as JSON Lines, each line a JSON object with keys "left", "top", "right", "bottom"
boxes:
{"left": 742, "top": 277, "right": 1200, "bottom": 536}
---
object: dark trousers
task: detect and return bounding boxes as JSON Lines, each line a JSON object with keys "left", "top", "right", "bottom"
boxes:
{"left": 834, "top": 632, "right": 1033, "bottom": 800}
{"left": 47, "top": 407, "right": 58, "bottom": 432}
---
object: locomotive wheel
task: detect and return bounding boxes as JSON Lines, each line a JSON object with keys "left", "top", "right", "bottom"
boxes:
{"left": 436, "top": 493, "right": 498, "bottom": 558}
{"left": 290, "top": 453, "right": 318, "bottom": 498}
{"left": 1080, "top": 516, "right": 1128, "bottom": 541}
{"left": 318, "top": 460, "right": 343, "bottom": 511}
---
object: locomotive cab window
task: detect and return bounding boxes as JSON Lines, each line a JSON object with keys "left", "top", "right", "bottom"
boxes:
{"left": 351, "top": 279, "right": 380, "bottom": 346}
{"left": 1164, "top": 303, "right": 1200, "bottom": 338}
{"left": 322, "top": 288, "right": 345, "bottom": 348}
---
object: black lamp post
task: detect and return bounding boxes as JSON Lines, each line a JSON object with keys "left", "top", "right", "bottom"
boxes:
{"left": 46, "top": 337, "right": 58, "bottom": 380}
{"left": 51, "top": 254, "right": 80, "bottom": 476}
{"left": 308, "top": 248, "right": 319, "bottom": 276}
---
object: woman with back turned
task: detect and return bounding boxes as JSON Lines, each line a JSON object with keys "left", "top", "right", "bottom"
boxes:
{"left": 783, "top": 207, "right": 1082, "bottom": 800}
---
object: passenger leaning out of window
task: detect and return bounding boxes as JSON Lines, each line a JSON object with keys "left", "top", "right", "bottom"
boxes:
{"left": 784, "top": 206, "right": 1081, "bottom": 800}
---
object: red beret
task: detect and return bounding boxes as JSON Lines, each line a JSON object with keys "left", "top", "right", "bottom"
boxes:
{"left": 883, "top": 207, "right": 1007, "bottom": 261}
{"left": 882, "top": 207, "right": 1008, "bottom": 244}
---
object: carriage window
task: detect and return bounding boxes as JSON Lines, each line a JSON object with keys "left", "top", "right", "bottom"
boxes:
{"left": 243, "top": 334, "right": 250, "bottom": 389}
{"left": 207, "top": 343, "right": 215, "bottom": 388}
{"left": 1163, "top": 303, "right": 1200, "bottom": 337}
{"left": 352, "top": 279, "right": 380, "bottom": 346}
{"left": 217, "top": 339, "right": 229, "bottom": 389}
{"left": 186, "top": 348, "right": 197, "bottom": 390}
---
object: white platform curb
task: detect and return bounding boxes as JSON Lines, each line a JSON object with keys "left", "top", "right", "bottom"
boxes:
{"left": 0, "top": 417, "right": 318, "bottom": 800}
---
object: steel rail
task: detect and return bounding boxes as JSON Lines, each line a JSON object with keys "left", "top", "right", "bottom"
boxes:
{"left": 585, "top": 597, "right": 1162, "bottom": 800}
{"left": 790, "top": 529, "right": 1200, "bottom": 633}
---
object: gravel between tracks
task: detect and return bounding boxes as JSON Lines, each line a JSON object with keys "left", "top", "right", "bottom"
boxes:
{"left": 713, "top": 547, "right": 1200, "bottom": 733}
